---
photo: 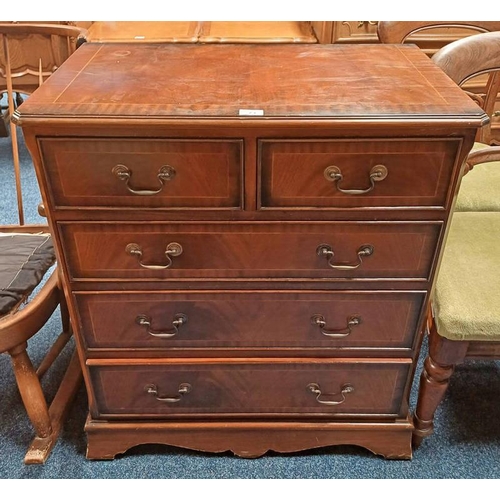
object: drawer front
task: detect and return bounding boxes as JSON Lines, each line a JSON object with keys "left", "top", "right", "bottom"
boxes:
{"left": 60, "top": 221, "right": 441, "bottom": 280}
{"left": 89, "top": 360, "right": 410, "bottom": 418}
{"left": 259, "top": 138, "right": 460, "bottom": 209}
{"left": 76, "top": 291, "right": 425, "bottom": 350}
{"left": 39, "top": 138, "right": 243, "bottom": 209}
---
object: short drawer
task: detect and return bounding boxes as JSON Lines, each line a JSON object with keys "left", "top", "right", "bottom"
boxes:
{"left": 59, "top": 221, "right": 441, "bottom": 280}
{"left": 259, "top": 138, "right": 461, "bottom": 209}
{"left": 38, "top": 138, "right": 243, "bottom": 209}
{"left": 75, "top": 290, "right": 425, "bottom": 351}
{"left": 88, "top": 359, "right": 411, "bottom": 418}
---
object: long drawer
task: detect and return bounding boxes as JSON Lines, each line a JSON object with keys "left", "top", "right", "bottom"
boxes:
{"left": 38, "top": 138, "right": 243, "bottom": 209}
{"left": 88, "top": 359, "right": 411, "bottom": 418}
{"left": 75, "top": 290, "right": 425, "bottom": 351}
{"left": 259, "top": 138, "right": 461, "bottom": 209}
{"left": 59, "top": 221, "right": 442, "bottom": 280}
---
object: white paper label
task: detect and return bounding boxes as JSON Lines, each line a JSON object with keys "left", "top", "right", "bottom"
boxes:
{"left": 238, "top": 109, "right": 264, "bottom": 116}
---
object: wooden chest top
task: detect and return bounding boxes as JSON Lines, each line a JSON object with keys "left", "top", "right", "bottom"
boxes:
{"left": 16, "top": 42, "right": 486, "bottom": 123}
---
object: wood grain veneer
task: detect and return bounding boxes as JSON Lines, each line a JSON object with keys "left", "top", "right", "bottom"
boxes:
{"left": 16, "top": 43, "right": 484, "bottom": 460}
{"left": 75, "top": 290, "right": 425, "bottom": 352}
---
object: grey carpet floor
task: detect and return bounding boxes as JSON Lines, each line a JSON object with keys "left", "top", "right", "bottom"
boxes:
{"left": 1, "top": 129, "right": 499, "bottom": 479}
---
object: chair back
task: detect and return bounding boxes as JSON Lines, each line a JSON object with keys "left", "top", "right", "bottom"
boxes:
{"left": 0, "top": 23, "right": 86, "bottom": 93}
{"left": 0, "top": 23, "right": 87, "bottom": 225}
{"left": 432, "top": 31, "right": 500, "bottom": 145}
{"left": 377, "top": 21, "right": 500, "bottom": 44}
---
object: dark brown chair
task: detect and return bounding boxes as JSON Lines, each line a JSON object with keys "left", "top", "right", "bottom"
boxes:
{"left": 0, "top": 22, "right": 86, "bottom": 464}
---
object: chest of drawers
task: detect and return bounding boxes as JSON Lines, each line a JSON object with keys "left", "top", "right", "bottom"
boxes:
{"left": 16, "top": 43, "right": 484, "bottom": 459}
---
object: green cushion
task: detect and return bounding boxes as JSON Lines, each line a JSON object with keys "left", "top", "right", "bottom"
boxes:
{"left": 455, "top": 142, "right": 500, "bottom": 212}
{"left": 434, "top": 212, "right": 500, "bottom": 341}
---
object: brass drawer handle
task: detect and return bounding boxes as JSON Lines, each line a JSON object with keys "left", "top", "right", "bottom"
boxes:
{"left": 136, "top": 313, "right": 188, "bottom": 338}
{"left": 311, "top": 314, "right": 361, "bottom": 338}
{"left": 145, "top": 383, "right": 191, "bottom": 403}
{"left": 307, "top": 383, "right": 354, "bottom": 406}
{"left": 125, "top": 242, "right": 183, "bottom": 270}
{"left": 324, "top": 164, "right": 388, "bottom": 195}
{"left": 316, "top": 244, "right": 374, "bottom": 270}
{"left": 112, "top": 164, "right": 176, "bottom": 195}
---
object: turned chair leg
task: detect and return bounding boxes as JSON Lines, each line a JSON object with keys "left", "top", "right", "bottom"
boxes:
{"left": 8, "top": 328, "right": 83, "bottom": 464}
{"left": 412, "top": 354, "right": 455, "bottom": 447}
{"left": 412, "top": 317, "right": 468, "bottom": 447}
{"left": 24, "top": 349, "right": 82, "bottom": 464}
{"left": 8, "top": 342, "right": 53, "bottom": 440}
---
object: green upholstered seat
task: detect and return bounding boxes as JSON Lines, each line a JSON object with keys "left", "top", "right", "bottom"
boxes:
{"left": 433, "top": 211, "right": 500, "bottom": 341}
{"left": 455, "top": 142, "right": 500, "bottom": 212}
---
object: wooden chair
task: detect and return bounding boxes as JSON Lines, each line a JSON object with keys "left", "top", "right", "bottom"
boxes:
{"left": 0, "top": 23, "right": 87, "bottom": 224}
{"left": 378, "top": 22, "right": 500, "bottom": 212}
{"left": 0, "top": 23, "right": 86, "bottom": 464}
{"left": 431, "top": 32, "right": 500, "bottom": 211}
{"left": 407, "top": 32, "right": 500, "bottom": 447}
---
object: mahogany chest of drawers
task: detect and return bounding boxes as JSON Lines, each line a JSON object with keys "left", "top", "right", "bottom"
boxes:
{"left": 16, "top": 43, "right": 485, "bottom": 459}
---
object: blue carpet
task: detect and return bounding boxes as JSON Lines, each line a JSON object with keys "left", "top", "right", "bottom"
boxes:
{"left": 1, "top": 121, "right": 499, "bottom": 480}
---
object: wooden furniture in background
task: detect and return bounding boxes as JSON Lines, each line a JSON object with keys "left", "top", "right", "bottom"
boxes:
{"left": 197, "top": 21, "right": 316, "bottom": 43}
{"left": 312, "top": 21, "right": 379, "bottom": 44}
{"left": 376, "top": 21, "right": 500, "bottom": 45}
{"left": 16, "top": 42, "right": 484, "bottom": 460}
{"left": 410, "top": 32, "right": 500, "bottom": 446}
{"left": 86, "top": 21, "right": 317, "bottom": 44}
{"left": 87, "top": 21, "right": 200, "bottom": 43}
{"left": 0, "top": 23, "right": 87, "bottom": 224}
{"left": 314, "top": 20, "right": 498, "bottom": 54}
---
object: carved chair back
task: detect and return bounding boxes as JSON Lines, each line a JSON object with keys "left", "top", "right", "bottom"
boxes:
{"left": 0, "top": 23, "right": 87, "bottom": 224}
